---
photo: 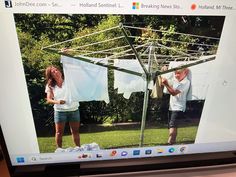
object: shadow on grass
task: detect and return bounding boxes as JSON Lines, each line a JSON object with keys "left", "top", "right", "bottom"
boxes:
{"left": 80, "top": 118, "right": 198, "bottom": 133}
{"left": 105, "top": 140, "right": 195, "bottom": 149}
{"left": 37, "top": 118, "right": 200, "bottom": 137}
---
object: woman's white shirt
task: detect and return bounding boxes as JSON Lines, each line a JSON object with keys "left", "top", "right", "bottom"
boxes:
{"left": 45, "top": 82, "right": 79, "bottom": 112}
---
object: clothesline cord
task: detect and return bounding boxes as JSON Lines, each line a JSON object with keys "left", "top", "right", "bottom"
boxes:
{"left": 129, "top": 35, "right": 216, "bottom": 47}
{"left": 63, "top": 44, "right": 213, "bottom": 56}
{"left": 72, "top": 36, "right": 125, "bottom": 50}
{"left": 153, "top": 45, "right": 216, "bottom": 56}
{"left": 123, "top": 25, "right": 220, "bottom": 41}
{"left": 140, "top": 44, "right": 151, "bottom": 56}
{"left": 43, "top": 26, "right": 120, "bottom": 49}
{"left": 108, "top": 43, "right": 150, "bottom": 59}
{"left": 74, "top": 44, "right": 214, "bottom": 58}
{"left": 81, "top": 45, "right": 131, "bottom": 55}
{"left": 142, "top": 54, "right": 184, "bottom": 58}
{"left": 43, "top": 25, "right": 219, "bottom": 51}
{"left": 75, "top": 44, "right": 148, "bottom": 55}
{"left": 156, "top": 43, "right": 198, "bottom": 59}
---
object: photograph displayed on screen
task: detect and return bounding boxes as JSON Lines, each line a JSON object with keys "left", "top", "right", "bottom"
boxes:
{"left": 14, "top": 14, "right": 225, "bottom": 154}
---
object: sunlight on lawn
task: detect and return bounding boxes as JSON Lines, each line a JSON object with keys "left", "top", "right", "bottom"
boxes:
{"left": 38, "top": 126, "right": 197, "bottom": 153}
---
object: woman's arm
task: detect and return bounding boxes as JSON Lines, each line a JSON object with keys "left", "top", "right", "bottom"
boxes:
{"left": 46, "top": 89, "right": 65, "bottom": 105}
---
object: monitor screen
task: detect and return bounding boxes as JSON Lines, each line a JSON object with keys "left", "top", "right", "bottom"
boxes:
{"left": 1, "top": 0, "right": 236, "bottom": 176}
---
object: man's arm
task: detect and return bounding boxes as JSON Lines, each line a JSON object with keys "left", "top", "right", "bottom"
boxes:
{"left": 162, "top": 78, "right": 181, "bottom": 96}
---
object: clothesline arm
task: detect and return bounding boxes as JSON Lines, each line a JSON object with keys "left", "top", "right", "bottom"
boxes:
{"left": 42, "top": 47, "right": 144, "bottom": 77}
{"left": 154, "top": 55, "right": 216, "bottom": 76}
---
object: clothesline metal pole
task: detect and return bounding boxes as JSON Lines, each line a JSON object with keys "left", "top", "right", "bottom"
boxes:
{"left": 119, "top": 23, "right": 153, "bottom": 146}
{"left": 139, "top": 44, "right": 154, "bottom": 147}
{"left": 119, "top": 23, "right": 148, "bottom": 76}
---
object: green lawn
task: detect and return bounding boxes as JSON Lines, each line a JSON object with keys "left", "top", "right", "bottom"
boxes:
{"left": 38, "top": 126, "right": 198, "bottom": 153}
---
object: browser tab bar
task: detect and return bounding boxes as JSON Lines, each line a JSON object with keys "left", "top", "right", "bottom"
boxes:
{"left": 1, "top": 0, "right": 236, "bottom": 15}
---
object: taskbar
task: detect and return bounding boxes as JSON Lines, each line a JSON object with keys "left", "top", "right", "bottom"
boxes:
{"left": 10, "top": 141, "right": 236, "bottom": 166}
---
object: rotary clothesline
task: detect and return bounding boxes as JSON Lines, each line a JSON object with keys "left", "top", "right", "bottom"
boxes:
{"left": 42, "top": 23, "right": 218, "bottom": 62}
{"left": 42, "top": 23, "right": 219, "bottom": 146}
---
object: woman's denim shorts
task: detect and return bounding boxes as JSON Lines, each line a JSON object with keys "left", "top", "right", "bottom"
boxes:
{"left": 54, "top": 109, "right": 80, "bottom": 123}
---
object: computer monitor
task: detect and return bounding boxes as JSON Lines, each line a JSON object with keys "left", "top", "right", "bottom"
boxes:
{"left": 1, "top": 0, "right": 236, "bottom": 176}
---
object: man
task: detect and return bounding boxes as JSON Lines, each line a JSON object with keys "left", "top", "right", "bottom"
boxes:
{"left": 162, "top": 68, "right": 190, "bottom": 145}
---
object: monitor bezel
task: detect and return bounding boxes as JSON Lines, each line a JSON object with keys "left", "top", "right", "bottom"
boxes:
{"left": 1, "top": 2, "right": 236, "bottom": 176}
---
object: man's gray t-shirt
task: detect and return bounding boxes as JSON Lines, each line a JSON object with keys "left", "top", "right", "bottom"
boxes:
{"left": 169, "top": 77, "right": 190, "bottom": 112}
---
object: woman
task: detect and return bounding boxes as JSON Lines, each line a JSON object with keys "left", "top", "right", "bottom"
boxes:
{"left": 45, "top": 66, "right": 80, "bottom": 151}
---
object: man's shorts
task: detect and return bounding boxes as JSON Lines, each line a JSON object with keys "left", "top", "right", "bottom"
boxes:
{"left": 168, "top": 111, "right": 184, "bottom": 128}
{"left": 54, "top": 109, "right": 80, "bottom": 123}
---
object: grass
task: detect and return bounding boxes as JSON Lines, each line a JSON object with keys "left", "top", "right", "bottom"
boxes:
{"left": 38, "top": 126, "right": 198, "bottom": 153}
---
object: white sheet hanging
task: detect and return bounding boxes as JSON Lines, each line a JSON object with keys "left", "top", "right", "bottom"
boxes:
{"left": 114, "top": 59, "right": 150, "bottom": 99}
{"left": 61, "top": 55, "right": 109, "bottom": 104}
{"left": 161, "top": 55, "right": 215, "bottom": 100}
